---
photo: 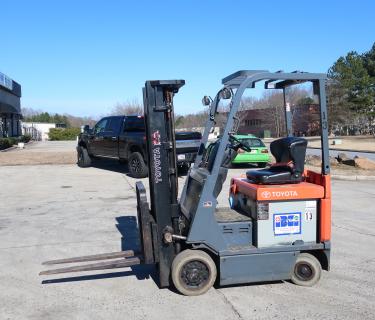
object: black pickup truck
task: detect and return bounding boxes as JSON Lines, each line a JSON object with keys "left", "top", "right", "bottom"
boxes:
{"left": 77, "top": 115, "right": 201, "bottom": 178}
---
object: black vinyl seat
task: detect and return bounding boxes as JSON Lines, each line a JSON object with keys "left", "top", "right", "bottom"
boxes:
{"left": 246, "top": 137, "right": 307, "bottom": 184}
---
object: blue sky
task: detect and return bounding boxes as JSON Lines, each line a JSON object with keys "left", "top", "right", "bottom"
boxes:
{"left": 1, "top": 0, "right": 374, "bottom": 118}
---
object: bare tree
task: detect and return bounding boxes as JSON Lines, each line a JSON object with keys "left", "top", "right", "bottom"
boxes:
{"left": 21, "top": 107, "right": 43, "bottom": 118}
{"left": 65, "top": 114, "right": 97, "bottom": 127}
{"left": 175, "top": 111, "right": 209, "bottom": 129}
{"left": 109, "top": 99, "right": 143, "bottom": 116}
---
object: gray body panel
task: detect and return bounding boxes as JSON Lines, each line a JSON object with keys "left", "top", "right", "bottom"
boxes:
{"left": 257, "top": 200, "right": 317, "bottom": 247}
{"left": 220, "top": 251, "right": 297, "bottom": 286}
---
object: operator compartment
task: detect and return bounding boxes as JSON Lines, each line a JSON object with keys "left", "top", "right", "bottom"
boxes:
{"left": 230, "top": 137, "right": 328, "bottom": 248}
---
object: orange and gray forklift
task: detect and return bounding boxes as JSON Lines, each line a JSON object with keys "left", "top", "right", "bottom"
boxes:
{"left": 40, "top": 71, "right": 331, "bottom": 296}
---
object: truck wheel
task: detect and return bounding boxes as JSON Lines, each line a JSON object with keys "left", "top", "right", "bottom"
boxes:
{"left": 171, "top": 249, "right": 217, "bottom": 296}
{"left": 128, "top": 152, "right": 148, "bottom": 178}
{"left": 178, "top": 163, "right": 190, "bottom": 175}
{"left": 77, "top": 146, "right": 92, "bottom": 168}
{"left": 257, "top": 162, "right": 267, "bottom": 168}
{"left": 291, "top": 253, "right": 321, "bottom": 287}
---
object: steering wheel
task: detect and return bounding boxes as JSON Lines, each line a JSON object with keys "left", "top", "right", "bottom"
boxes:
{"left": 229, "top": 134, "right": 252, "bottom": 152}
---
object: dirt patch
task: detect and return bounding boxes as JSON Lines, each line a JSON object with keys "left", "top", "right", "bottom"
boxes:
{"left": 306, "top": 164, "right": 374, "bottom": 176}
{"left": 0, "top": 150, "right": 76, "bottom": 166}
{"left": 354, "top": 157, "right": 375, "bottom": 170}
{"left": 307, "top": 136, "right": 375, "bottom": 152}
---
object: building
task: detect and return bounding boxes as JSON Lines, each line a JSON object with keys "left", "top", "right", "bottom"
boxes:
{"left": 237, "top": 104, "right": 320, "bottom": 138}
{"left": 0, "top": 72, "right": 22, "bottom": 137}
{"left": 22, "top": 122, "right": 57, "bottom": 141}
{"left": 176, "top": 126, "right": 220, "bottom": 141}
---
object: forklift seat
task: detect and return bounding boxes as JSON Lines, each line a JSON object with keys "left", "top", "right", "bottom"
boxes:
{"left": 246, "top": 137, "right": 307, "bottom": 184}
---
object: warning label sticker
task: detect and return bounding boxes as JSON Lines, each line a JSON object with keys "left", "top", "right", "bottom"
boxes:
{"left": 274, "top": 212, "right": 301, "bottom": 236}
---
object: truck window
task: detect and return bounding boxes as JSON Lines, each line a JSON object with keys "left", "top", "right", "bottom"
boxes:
{"left": 93, "top": 118, "right": 108, "bottom": 134}
{"left": 107, "top": 117, "right": 123, "bottom": 133}
{"left": 124, "top": 117, "right": 145, "bottom": 132}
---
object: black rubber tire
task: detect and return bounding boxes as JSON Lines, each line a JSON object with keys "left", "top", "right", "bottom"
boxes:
{"left": 291, "top": 253, "right": 322, "bottom": 287}
{"left": 178, "top": 163, "right": 190, "bottom": 176}
{"left": 128, "top": 152, "right": 148, "bottom": 178}
{"left": 171, "top": 249, "right": 217, "bottom": 296}
{"left": 77, "top": 146, "right": 92, "bottom": 168}
{"left": 257, "top": 162, "right": 267, "bottom": 168}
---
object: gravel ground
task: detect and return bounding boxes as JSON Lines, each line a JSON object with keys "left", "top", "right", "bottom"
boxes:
{"left": 0, "top": 141, "right": 77, "bottom": 166}
{"left": 0, "top": 163, "right": 374, "bottom": 320}
{"left": 305, "top": 136, "right": 375, "bottom": 152}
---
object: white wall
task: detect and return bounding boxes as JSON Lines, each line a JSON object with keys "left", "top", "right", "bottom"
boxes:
{"left": 176, "top": 126, "right": 221, "bottom": 141}
{"left": 22, "top": 122, "right": 56, "bottom": 141}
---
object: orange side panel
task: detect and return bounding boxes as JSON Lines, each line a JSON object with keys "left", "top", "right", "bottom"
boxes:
{"left": 232, "top": 178, "right": 258, "bottom": 199}
{"left": 320, "top": 198, "right": 332, "bottom": 241}
{"left": 304, "top": 170, "right": 331, "bottom": 199}
{"left": 231, "top": 178, "right": 324, "bottom": 201}
{"left": 304, "top": 170, "right": 332, "bottom": 241}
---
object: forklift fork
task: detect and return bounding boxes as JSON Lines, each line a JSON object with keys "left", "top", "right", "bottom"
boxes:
{"left": 39, "top": 182, "right": 156, "bottom": 276}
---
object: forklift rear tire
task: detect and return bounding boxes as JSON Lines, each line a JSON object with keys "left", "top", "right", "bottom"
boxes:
{"left": 171, "top": 249, "right": 217, "bottom": 296}
{"left": 291, "top": 253, "right": 321, "bottom": 287}
{"left": 128, "top": 152, "right": 148, "bottom": 178}
{"left": 77, "top": 146, "right": 92, "bottom": 168}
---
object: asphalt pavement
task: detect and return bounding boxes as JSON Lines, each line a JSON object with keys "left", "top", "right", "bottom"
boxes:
{"left": 0, "top": 163, "right": 374, "bottom": 320}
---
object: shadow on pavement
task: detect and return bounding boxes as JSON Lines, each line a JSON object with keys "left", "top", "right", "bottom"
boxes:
{"left": 41, "top": 215, "right": 158, "bottom": 285}
{"left": 89, "top": 158, "right": 190, "bottom": 176}
{"left": 90, "top": 158, "right": 130, "bottom": 174}
{"left": 116, "top": 216, "right": 140, "bottom": 252}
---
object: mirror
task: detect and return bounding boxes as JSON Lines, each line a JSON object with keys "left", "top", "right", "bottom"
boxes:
{"left": 83, "top": 125, "right": 90, "bottom": 133}
{"left": 202, "top": 96, "right": 211, "bottom": 106}
{"left": 220, "top": 87, "right": 232, "bottom": 100}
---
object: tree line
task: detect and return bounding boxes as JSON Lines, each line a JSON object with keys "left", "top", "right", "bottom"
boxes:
{"left": 327, "top": 43, "right": 375, "bottom": 135}
{"left": 22, "top": 108, "right": 97, "bottom": 128}
{"left": 21, "top": 42, "right": 375, "bottom": 136}
{"left": 172, "top": 43, "right": 375, "bottom": 135}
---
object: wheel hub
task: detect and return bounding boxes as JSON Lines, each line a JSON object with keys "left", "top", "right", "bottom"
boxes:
{"left": 295, "top": 262, "right": 314, "bottom": 281}
{"left": 180, "top": 260, "right": 209, "bottom": 289}
{"left": 131, "top": 158, "right": 140, "bottom": 172}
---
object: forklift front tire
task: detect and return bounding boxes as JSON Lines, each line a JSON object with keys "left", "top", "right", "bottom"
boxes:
{"left": 172, "top": 249, "right": 217, "bottom": 296}
{"left": 291, "top": 253, "right": 322, "bottom": 287}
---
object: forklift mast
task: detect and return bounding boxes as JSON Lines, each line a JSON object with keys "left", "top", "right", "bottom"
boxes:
{"left": 142, "top": 80, "right": 185, "bottom": 287}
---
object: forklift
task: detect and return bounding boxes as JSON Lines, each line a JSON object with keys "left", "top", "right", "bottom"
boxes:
{"left": 40, "top": 70, "right": 331, "bottom": 296}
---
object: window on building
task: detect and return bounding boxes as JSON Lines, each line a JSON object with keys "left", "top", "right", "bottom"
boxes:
{"left": 244, "top": 119, "right": 262, "bottom": 127}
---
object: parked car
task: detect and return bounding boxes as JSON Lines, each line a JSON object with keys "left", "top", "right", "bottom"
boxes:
{"left": 231, "top": 134, "right": 270, "bottom": 167}
{"left": 77, "top": 115, "right": 201, "bottom": 178}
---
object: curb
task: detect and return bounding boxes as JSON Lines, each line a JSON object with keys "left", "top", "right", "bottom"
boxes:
{"left": 0, "top": 146, "right": 18, "bottom": 152}
{"left": 331, "top": 174, "right": 375, "bottom": 181}
{"left": 0, "top": 140, "right": 34, "bottom": 153}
